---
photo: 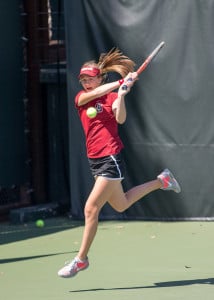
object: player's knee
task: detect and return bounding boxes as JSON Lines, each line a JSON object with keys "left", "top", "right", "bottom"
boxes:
{"left": 112, "top": 204, "right": 126, "bottom": 213}
{"left": 84, "top": 203, "right": 99, "bottom": 220}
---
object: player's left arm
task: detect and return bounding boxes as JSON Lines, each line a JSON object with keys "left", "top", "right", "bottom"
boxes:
{"left": 112, "top": 72, "right": 138, "bottom": 124}
{"left": 112, "top": 94, "right": 127, "bottom": 124}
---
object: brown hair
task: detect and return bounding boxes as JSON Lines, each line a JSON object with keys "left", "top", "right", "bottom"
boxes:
{"left": 98, "top": 48, "right": 135, "bottom": 77}
{"left": 81, "top": 48, "right": 135, "bottom": 78}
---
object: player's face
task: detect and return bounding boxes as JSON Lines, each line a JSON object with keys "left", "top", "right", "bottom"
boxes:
{"left": 79, "top": 75, "right": 102, "bottom": 91}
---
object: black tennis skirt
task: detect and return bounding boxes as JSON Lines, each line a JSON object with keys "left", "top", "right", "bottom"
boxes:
{"left": 88, "top": 153, "right": 125, "bottom": 180}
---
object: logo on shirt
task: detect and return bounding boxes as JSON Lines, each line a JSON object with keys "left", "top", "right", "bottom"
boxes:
{"left": 95, "top": 102, "right": 103, "bottom": 113}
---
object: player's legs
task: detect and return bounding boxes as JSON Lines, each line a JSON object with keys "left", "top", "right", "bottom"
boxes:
{"left": 78, "top": 176, "right": 162, "bottom": 260}
{"left": 58, "top": 169, "right": 180, "bottom": 277}
{"left": 58, "top": 178, "right": 161, "bottom": 278}
{"left": 108, "top": 179, "right": 161, "bottom": 212}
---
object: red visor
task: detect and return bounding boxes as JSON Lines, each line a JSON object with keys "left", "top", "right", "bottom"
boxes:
{"left": 78, "top": 67, "right": 100, "bottom": 78}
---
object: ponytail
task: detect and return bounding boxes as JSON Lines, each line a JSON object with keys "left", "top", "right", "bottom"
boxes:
{"left": 98, "top": 48, "right": 135, "bottom": 78}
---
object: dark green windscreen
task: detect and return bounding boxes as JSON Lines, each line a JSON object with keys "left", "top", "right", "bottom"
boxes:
{"left": 0, "top": 1, "right": 27, "bottom": 186}
{"left": 64, "top": 0, "right": 214, "bottom": 219}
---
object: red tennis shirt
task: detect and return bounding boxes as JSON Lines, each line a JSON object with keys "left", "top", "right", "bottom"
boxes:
{"left": 75, "top": 91, "right": 124, "bottom": 158}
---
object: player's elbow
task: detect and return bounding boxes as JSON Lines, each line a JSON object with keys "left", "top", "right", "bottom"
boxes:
{"left": 115, "top": 112, "right": 126, "bottom": 124}
{"left": 116, "top": 115, "right": 126, "bottom": 124}
{"left": 117, "top": 118, "right": 126, "bottom": 124}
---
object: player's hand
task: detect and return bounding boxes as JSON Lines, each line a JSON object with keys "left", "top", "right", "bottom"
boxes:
{"left": 118, "top": 72, "right": 138, "bottom": 95}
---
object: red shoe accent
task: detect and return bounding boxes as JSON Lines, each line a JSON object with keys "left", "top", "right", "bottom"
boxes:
{"left": 159, "top": 174, "right": 170, "bottom": 188}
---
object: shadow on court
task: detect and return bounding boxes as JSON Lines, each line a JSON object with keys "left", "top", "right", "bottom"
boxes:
{"left": 70, "top": 277, "right": 214, "bottom": 293}
{"left": 0, "top": 251, "right": 77, "bottom": 264}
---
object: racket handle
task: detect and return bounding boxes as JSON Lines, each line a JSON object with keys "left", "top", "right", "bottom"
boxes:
{"left": 121, "top": 78, "right": 133, "bottom": 90}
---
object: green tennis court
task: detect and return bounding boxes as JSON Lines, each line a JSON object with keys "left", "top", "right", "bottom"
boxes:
{"left": 1, "top": 218, "right": 214, "bottom": 300}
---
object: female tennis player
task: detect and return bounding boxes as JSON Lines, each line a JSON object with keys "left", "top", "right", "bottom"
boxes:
{"left": 58, "top": 48, "right": 181, "bottom": 278}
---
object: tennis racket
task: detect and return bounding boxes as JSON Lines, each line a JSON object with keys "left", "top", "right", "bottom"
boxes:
{"left": 122, "top": 41, "right": 165, "bottom": 90}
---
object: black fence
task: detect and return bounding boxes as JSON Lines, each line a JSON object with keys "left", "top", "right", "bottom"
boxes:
{"left": 0, "top": 0, "right": 67, "bottom": 220}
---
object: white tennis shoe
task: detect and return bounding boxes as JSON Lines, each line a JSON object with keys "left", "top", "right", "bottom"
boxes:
{"left": 58, "top": 257, "right": 89, "bottom": 278}
{"left": 158, "top": 169, "right": 181, "bottom": 193}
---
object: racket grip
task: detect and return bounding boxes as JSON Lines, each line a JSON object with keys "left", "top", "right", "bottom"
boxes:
{"left": 121, "top": 78, "right": 133, "bottom": 90}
